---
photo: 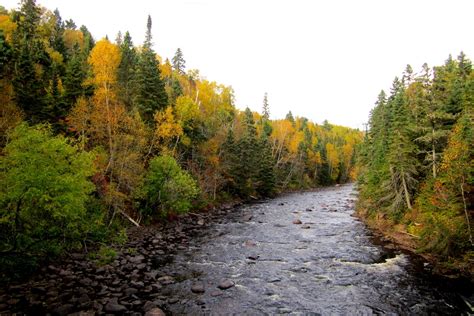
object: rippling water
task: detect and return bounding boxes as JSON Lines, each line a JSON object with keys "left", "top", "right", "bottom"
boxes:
{"left": 159, "top": 184, "right": 470, "bottom": 315}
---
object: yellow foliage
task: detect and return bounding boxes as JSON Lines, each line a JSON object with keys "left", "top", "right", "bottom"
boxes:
{"left": 0, "top": 15, "right": 16, "bottom": 42}
{"left": 88, "top": 39, "right": 121, "bottom": 88}
{"left": 154, "top": 106, "right": 183, "bottom": 150}
{"left": 63, "top": 29, "right": 84, "bottom": 51}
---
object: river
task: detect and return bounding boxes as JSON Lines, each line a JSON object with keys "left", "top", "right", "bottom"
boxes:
{"left": 158, "top": 184, "right": 470, "bottom": 315}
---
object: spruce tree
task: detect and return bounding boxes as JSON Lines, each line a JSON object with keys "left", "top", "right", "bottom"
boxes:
{"left": 172, "top": 48, "right": 186, "bottom": 74}
{"left": 382, "top": 79, "right": 418, "bottom": 216}
{"left": 262, "top": 93, "right": 270, "bottom": 119}
{"left": 117, "top": 31, "right": 137, "bottom": 110}
{"left": 63, "top": 43, "right": 87, "bottom": 109}
{"left": 135, "top": 15, "right": 168, "bottom": 124}
{"left": 11, "top": 0, "right": 48, "bottom": 123}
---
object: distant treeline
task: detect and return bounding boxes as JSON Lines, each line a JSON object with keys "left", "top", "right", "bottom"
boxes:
{"left": 0, "top": 0, "right": 361, "bottom": 272}
{"left": 357, "top": 53, "right": 473, "bottom": 271}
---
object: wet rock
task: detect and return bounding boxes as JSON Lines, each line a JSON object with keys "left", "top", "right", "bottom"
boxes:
{"left": 268, "top": 278, "right": 281, "bottom": 283}
{"left": 218, "top": 279, "right": 235, "bottom": 290}
{"left": 242, "top": 214, "right": 253, "bottom": 221}
{"left": 157, "top": 276, "right": 175, "bottom": 285}
{"left": 305, "top": 208, "right": 313, "bottom": 212}
{"left": 168, "top": 297, "right": 179, "bottom": 304}
{"left": 247, "top": 254, "right": 259, "bottom": 260}
{"left": 244, "top": 240, "right": 257, "bottom": 247}
{"left": 293, "top": 219, "right": 302, "bottom": 225}
{"left": 145, "top": 307, "right": 166, "bottom": 316}
{"left": 196, "top": 299, "right": 205, "bottom": 306}
{"left": 191, "top": 283, "right": 205, "bottom": 294}
{"left": 197, "top": 219, "right": 205, "bottom": 226}
{"left": 301, "top": 224, "right": 311, "bottom": 229}
{"left": 211, "top": 290, "right": 223, "bottom": 297}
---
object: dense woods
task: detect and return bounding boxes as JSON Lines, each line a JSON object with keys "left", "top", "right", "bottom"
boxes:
{"left": 357, "top": 54, "right": 473, "bottom": 273}
{"left": 0, "top": 0, "right": 361, "bottom": 274}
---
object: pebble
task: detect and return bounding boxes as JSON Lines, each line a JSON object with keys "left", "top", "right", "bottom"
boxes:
{"left": 293, "top": 219, "right": 302, "bottom": 225}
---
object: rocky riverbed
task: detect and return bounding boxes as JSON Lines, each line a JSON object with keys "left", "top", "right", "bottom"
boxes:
{"left": 1, "top": 184, "right": 472, "bottom": 315}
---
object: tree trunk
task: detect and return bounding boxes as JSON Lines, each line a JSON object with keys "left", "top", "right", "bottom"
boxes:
{"left": 432, "top": 126, "right": 436, "bottom": 179}
{"left": 401, "top": 172, "right": 412, "bottom": 210}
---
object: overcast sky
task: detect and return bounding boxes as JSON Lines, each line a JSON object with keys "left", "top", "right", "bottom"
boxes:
{"left": 3, "top": 0, "right": 474, "bottom": 129}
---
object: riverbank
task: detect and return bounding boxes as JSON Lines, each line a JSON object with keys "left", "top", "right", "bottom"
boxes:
{"left": 355, "top": 206, "right": 474, "bottom": 282}
{"left": 0, "top": 200, "right": 242, "bottom": 315}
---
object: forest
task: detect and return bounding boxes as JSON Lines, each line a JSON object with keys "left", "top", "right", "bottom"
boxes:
{"left": 0, "top": 1, "right": 362, "bottom": 274}
{"left": 357, "top": 54, "right": 473, "bottom": 274}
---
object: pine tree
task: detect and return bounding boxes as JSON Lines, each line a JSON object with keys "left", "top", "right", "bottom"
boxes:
{"left": 172, "top": 48, "right": 186, "bottom": 74}
{"left": 135, "top": 15, "right": 168, "bottom": 124}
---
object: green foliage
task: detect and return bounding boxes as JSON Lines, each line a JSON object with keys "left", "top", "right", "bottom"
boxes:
{"left": 135, "top": 15, "right": 168, "bottom": 123}
{"left": 358, "top": 53, "right": 473, "bottom": 264}
{"left": 88, "top": 245, "right": 117, "bottom": 266}
{"left": 141, "top": 155, "right": 200, "bottom": 216}
{"left": 0, "top": 123, "right": 98, "bottom": 258}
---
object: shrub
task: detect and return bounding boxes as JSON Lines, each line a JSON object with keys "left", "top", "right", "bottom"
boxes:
{"left": 0, "top": 123, "right": 97, "bottom": 259}
{"left": 141, "top": 155, "right": 200, "bottom": 216}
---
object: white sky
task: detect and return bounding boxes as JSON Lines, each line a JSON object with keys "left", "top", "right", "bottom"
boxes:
{"left": 3, "top": 0, "right": 474, "bottom": 129}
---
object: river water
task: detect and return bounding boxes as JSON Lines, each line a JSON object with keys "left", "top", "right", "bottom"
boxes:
{"left": 159, "top": 184, "right": 470, "bottom": 315}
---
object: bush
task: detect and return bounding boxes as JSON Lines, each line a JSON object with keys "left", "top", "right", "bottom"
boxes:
{"left": 0, "top": 124, "right": 97, "bottom": 259}
{"left": 141, "top": 155, "right": 200, "bottom": 216}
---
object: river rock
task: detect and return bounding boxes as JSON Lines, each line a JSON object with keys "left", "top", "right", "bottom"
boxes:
{"left": 191, "top": 283, "right": 205, "bottom": 293}
{"left": 301, "top": 224, "right": 311, "bottom": 229}
{"left": 53, "top": 304, "right": 74, "bottom": 316}
{"left": 247, "top": 254, "right": 259, "bottom": 260}
{"left": 244, "top": 240, "right": 257, "bottom": 247}
{"left": 218, "top": 279, "right": 235, "bottom": 290}
{"left": 293, "top": 219, "right": 302, "bottom": 225}
{"left": 157, "top": 276, "right": 175, "bottom": 285}
{"left": 143, "top": 300, "right": 157, "bottom": 312}
{"left": 104, "top": 300, "right": 127, "bottom": 313}
{"left": 129, "top": 255, "right": 145, "bottom": 263}
{"left": 145, "top": 307, "right": 166, "bottom": 316}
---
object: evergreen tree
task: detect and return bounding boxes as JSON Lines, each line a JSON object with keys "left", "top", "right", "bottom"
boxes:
{"left": 11, "top": 0, "right": 48, "bottom": 123}
{"left": 255, "top": 132, "right": 276, "bottom": 196}
{"left": 262, "top": 92, "right": 270, "bottom": 120}
{"left": 381, "top": 78, "right": 418, "bottom": 216}
{"left": 63, "top": 43, "right": 87, "bottom": 109}
{"left": 172, "top": 48, "right": 186, "bottom": 74}
{"left": 50, "top": 9, "right": 66, "bottom": 58}
{"left": 117, "top": 31, "right": 137, "bottom": 110}
{"left": 135, "top": 15, "right": 168, "bottom": 124}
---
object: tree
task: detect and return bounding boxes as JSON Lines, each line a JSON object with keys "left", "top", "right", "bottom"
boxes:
{"left": 11, "top": 0, "right": 48, "bottom": 123}
{"left": 141, "top": 155, "right": 199, "bottom": 216}
{"left": 117, "top": 31, "right": 137, "bottom": 110}
{"left": 135, "top": 15, "right": 168, "bottom": 124}
{"left": 0, "top": 123, "right": 95, "bottom": 257}
{"left": 172, "top": 47, "right": 185, "bottom": 74}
